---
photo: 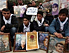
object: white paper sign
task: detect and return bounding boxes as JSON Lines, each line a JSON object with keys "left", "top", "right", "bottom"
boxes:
{"left": 26, "top": 7, "right": 38, "bottom": 15}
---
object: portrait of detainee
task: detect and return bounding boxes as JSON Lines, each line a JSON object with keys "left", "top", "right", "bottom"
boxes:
{"left": 48, "top": 36, "right": 65, "bottom": 53}
{"left": 14, "top": 34, "right": 26, "bottom": 51}
{"left": 51, "top": 43, "right": 64, "bottom": 53}
{"left": 52, "top": 3, "right": 59, "bottom": 16}
{"left": 39, "top": 32, "right": 49, "bottom": 50}
{"left": 15, "top": 39, "right": 26, "bottom": 50}
{"left": 2, "top": 35, "right": 10, "bottom": 51}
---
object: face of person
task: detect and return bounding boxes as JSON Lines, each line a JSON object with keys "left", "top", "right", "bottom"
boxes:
{"left": 37, "top": 14, "right": 43, "bottom": 21}
{"left": 59, "top": 13, "right": 67, "bottom": 21}
{"left": 55, "top": 44, "right": 64, "bottom": 53}
{"left": 32, "top": 1, "right": 36, "bottom": 6}
{"left": 2, "top": 11, "right": 11, "bottom": 20}
{"left": 21, "top": 40, "right": 25, "bottom": 46}
{"left": 52, "top": 5, "right": 58, "bottom": 12}
{"left": 2, "top": 40, "right": 8, "bottom": 47}
{"left": 28, "top": 4, "right": 32, "bottom": 6}
{"left": 18, "top": 0, "right": 22, "bottom": 4}
{"left": 23, "top": 18, "right": 29, "bottom": 26}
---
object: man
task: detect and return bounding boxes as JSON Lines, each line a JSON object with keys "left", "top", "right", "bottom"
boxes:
{"left": 18, "top": 16, "right": 34, "bottom": 32}
{"left": 16, "top": 0, "right": 24, "bottom": 6}
{"left": 49, "top": 8, "right": 69, "bottom": 37}
{"left": 51, "top": 43, "right": 64, "bottom": 53}
{"left": 2, "top": 35, "right": 9, "bottom": 51}
{"left": 1, "top": 8, "right": 18, "bottom": 46}
{"left": 48, "top": 8, "right": 69, "bottom": 50}
{"left": 31, "top": 1, "right": 36, "bottom": 7}
{"left": 33, "top": 11, "right": 48, "bottom": 31}
{"left": 15, "top": 40, "right": 26, "bottom": 50}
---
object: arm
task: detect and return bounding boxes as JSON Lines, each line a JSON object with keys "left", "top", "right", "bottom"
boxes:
{"left": 5, "top": 15, "right": 18, "bottom": 29}
{"left": 48, "top": 19, "right": 56, "bottom": 34}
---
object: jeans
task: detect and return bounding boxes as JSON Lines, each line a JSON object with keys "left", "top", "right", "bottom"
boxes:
{"left": 10, "top": 27, "right": 17, "bottom": 46}
{"left": 45, "top": 27, "right": 49, "bottom": 32}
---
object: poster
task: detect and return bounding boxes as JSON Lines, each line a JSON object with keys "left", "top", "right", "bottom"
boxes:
{"left": 59, "top": 0, "right": 69, "bottom": 14}
{"left": 42, "top": 1, "right": 52, "bottom": 14}
{"left": 14, "top": 5, "right": 27, "bottom": 17}
{"left": 50, "top": 0, "right": 59, "bottom": 15}
{"left": 0, "top": 33, "right": 11, "bottom": 52}
{"left": 14, "top": 33, "right": 26, "bottom": 52}
{"left": 48, "top": 36, "right": 66, "bottom": 53}
{"left": 26, "top": 32, "right": 39, "bottom": 50}
{"left": 39, "top": 32, "right": 49, "bottom": 51}
{"left": 0, "top": 0, "right": 7, "bottom": 10}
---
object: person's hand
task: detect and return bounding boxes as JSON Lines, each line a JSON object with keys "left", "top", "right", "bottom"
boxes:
{"left": 0, "top": 32, "right": 4, "bottom": 35}
{"left": 32, "top": 30, "right": 36, "bottom": 32}
{"left": 54, "top": 32, "right": 63, "bottom": 38}
{"left": 44, "top": 24, "right": 49, "bottom": 27}
{"left": 66, "top": 36, "right": 69, "bottom": 44}
{"left": 1, "top": 25, "right": 5, "bottom": 31}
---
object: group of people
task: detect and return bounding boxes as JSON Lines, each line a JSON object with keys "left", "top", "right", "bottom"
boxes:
{"left": 0, "top": 0, "right": 69, "bottom": 53}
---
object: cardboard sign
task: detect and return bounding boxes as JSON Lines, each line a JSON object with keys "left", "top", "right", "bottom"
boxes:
{"left": 26, "top": 7, "right": 38, "bottom": 15}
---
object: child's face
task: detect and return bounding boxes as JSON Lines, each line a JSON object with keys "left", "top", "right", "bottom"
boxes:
{"left": 55, "top": 44, "right": 64, "bottom": 53}
{"left": 37, "top": 14, "right": 43, "bottom": 21}
{"left": 59, "top": 13, "right": 67, "bottom": 21}
{"left": 23, "top": 18, "right": 29, "bottom": 26}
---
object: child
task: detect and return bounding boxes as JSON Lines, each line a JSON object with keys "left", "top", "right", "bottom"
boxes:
{"left": 18, "top": 16, "right": 34, "bottom": 32}
{"left": 33, "top": 11, "right": 48, "bottom": 31}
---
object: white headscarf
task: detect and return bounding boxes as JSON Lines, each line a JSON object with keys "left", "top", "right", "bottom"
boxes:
{"left": 58, "top": 17, "right": 68, "bottom": 30}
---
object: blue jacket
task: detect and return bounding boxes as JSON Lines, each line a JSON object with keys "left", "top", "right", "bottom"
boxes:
{"left": 48, "top": 18, "right": 69, "bottom": 37}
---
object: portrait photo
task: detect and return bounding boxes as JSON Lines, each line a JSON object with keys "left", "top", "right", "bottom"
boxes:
{"left": 42, "top": 2, "right": 52, "bottom": 14}
{"left": 48, "top": 36, "right": 66, "bottom": 53}
{"left": 52, "top": 3, "right": 59, "bottom": 16}
{"left": 14, "top": 5, "right": 27, "bottom": 17}
{"left": 0, "top": 0, "right": 7, "bottom": 10}
{"left": 26, "top": 32, "right": 39, "bottom": 50}
{"left": 38, "top": 32, "right": 49, "bottom": 51}
{"left": 13, "top": 33, "right": 26, "bottom": 52}
{"left": 0, "top": 33, "right": 11, "bottom": 52}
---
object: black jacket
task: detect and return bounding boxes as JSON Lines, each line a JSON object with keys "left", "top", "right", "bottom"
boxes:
{"left": 33, "top": 20, "right": 45, "bottom": 31}
{"left": 18, "top": 22, "right": 34, "bottom": 32}
{"left": 1, "top": 15, "right": 18, "bottom": 32}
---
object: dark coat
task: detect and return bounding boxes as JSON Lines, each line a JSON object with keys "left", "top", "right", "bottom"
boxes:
{"left": 18, "top": 22, "right": 34, "bottom": 32}
{"left": 33, "top": 20, "right": 45, "bottom": 31}
{"left": 1, "top": 14, "right": 18, "bottom": 32}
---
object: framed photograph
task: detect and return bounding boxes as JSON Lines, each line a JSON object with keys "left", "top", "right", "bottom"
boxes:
{"left": 14, "top": 5, "right": 27, "bottom": 17}
{"left": 0, "top": 33, "right": 11, "bottom": 52}
{"left": 48, "top": 35, "right": 66, "bottom": 53}
{"left": 42, "top": 1, "right": 52, "bottom": 14}
{"left": 13, "top": 33, "right": 26, "bottom": 52}
{"left": 0, "top": 0, "right": 7, "bottom": 10}
{"left": 65, "top": 37, "right": 69, "bottom": 52}
{"left": 26, "top": 32, "right": 39, "bottom": 50}
{"left": 38, "top": 32, "right": 49, "bottom": 51}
